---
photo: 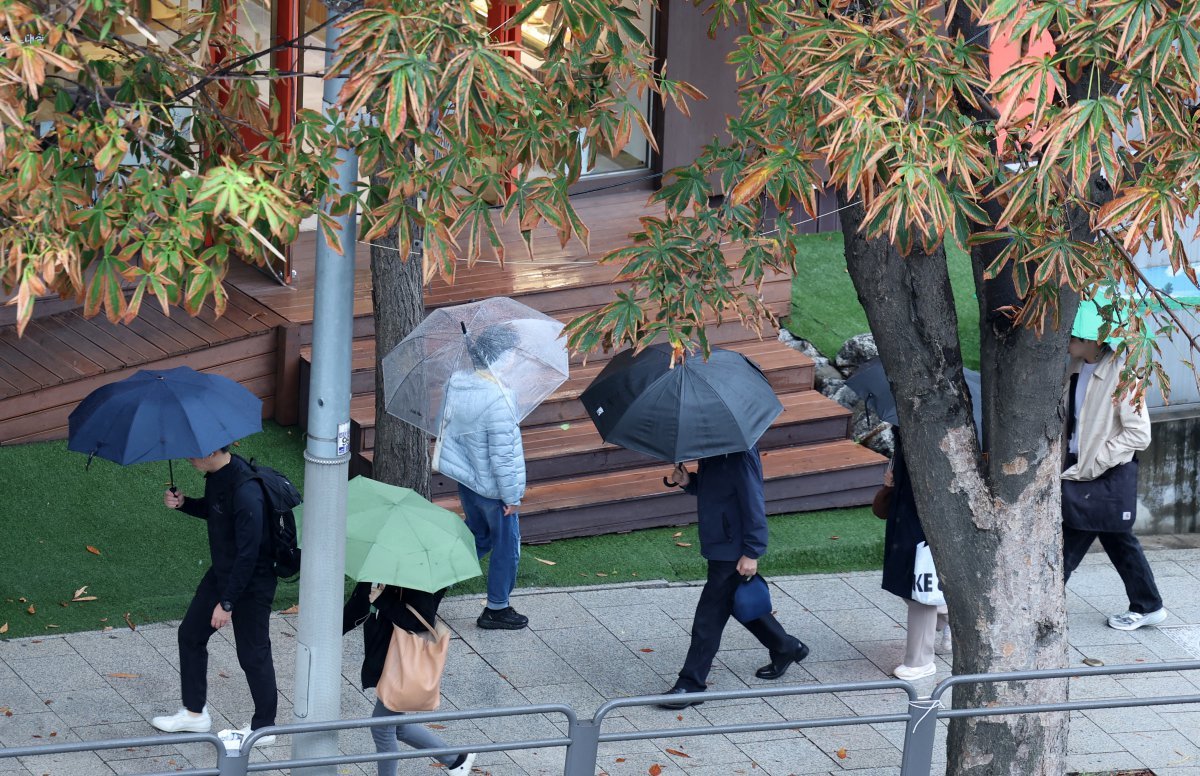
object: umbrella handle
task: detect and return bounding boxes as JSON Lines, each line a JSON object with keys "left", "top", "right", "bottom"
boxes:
{"left": 168, "top": 460, "right": 178, "bottom": 495}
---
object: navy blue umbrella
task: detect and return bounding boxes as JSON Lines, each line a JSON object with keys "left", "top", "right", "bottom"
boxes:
{"left": 580, "top": 344, "right": 784, "bottom": 464}
{"left": 68, "top": 366, "right": 262, "bottom": 483}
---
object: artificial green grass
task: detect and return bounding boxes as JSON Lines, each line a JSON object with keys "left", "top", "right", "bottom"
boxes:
{"left": 0, "top": 422, "right": 885, "bottom": 638}
{"left": 787, "top": 232, "right": 981, "bottom": 370}
{"left": 452, "top": 506, "right": 886, "bottom": 597}
{"left": 0, "top": 423, "right": 307, "bottom": 640}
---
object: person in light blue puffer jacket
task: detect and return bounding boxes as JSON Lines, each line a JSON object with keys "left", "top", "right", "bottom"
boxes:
{"left": 435, "top": 325, "right": 530, "bottom": 630}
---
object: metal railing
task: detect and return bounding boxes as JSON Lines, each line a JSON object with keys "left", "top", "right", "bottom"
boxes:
{"left": 3, "top": 660, "right": 1198, "bottom": 776}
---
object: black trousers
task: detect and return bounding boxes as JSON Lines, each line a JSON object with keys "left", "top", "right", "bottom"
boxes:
{"left": 1063, "top": 527, "right": 1163, "bottom": 614}
{"left": 676, "top": 560, "right": 797, "bottom": 692}
{"left": 179, "top": 569, "right": 278, "bottom": 729}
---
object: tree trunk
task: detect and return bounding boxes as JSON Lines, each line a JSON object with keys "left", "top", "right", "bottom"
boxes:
{"left": 837, "top": 195, "right": 1070, "bottom": 775}
{"left": 371, "top": 196, "right": 431, "bottom": 498}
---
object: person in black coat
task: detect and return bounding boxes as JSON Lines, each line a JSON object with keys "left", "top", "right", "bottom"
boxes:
{"left": 342, "top": 583, "right": 475, "bottom": 776}
{"left": 881, "top": 438, "right": 949, "bottom": 680}
{"left": 656, "top": 446, "right": 809, "bottom": 710}
{"left": 151, "top": 448, "right": 278, "bottom": 749}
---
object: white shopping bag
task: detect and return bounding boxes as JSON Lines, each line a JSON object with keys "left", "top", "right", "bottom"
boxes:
{"left": 912, "top": 541, "right": 946, "bottom": 607}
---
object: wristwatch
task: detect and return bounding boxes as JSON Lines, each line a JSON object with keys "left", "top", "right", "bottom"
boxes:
{"left": 220, "top": 601, "right": 234, "bottom": 613}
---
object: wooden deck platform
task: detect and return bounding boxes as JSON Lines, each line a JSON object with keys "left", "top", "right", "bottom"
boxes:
{"left": 0, "top": 188, "right": 885, "bottom": 541}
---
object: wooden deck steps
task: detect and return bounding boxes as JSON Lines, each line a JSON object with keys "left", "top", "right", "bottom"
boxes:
{"left": 0, "top": 288, "right": 288, "bottom": 445}
{"left": 282, "top": 190, "right": 885, "bottom": 541}
{"left": 431, "top": 441, "right": 886, "bottom": 542}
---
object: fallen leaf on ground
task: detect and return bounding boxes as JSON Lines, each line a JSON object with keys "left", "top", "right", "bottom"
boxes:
{"left": 829, "top": 536, "right": 840, "bottom": 541}
{"left": 579, "top": 573, "right": 590, "bottom": 577}
{"left": 26, "top": 605, "right": 35, "bottom": 615}
{"left": 666, "top": 748, "right": 690, "bottom": 758}
{"left": 218, "top": 672, "right": 230, "bottom": 678}
{"left": 279, "top": 604, "right": 300, "bottom": 615}
{"left": 43, "top": 700, "right": 52, "bottom": 705}
{"left": 86, "top": 546, "right": 101, "bottom": 556}
{"left": 639, "top": 648, "right": 654, "bottom": 653}
{"left": 73, "top": 596, "right": 98, "bottom": 603}
{"left": 425, "top": 724, "right": 447, "bottom": 730}
{"left": 45, "top": 624, "right": 58, "bottom": 629}
{"left": 123, "top": 613, "right": 136, "bottom": 631}
{"left": 675, "top": 542, "right": 692, "bottom": 547}
{"left": 0, "top": 623, "right": 7, "bottom": 634}
{"left": 18, "top": 597, "right": 26, "bottom": 603}
{"left": 836, "top": 747, "right": 848, "bottom": 759}
{"left": 595, "top": 572, "right": 608, "bottom": 577}
{"left": 102, "top": 626, "right": 112, "bottom": 632}
{"left": 672, "top": 532, "right": 682, "bottom": 538}
{"left": 1, "top": 708, "right": 11, "bottom": 717}
{"left": 533, "top": 557, "right": 556, "bottom": 566}
{"left": 648, "top": 765, "right": 663, "bottom": 776}
{"left": 676, "top": 714, "right": 683, "bottom": 721}
{"left": 73, "top": 587, "right": 88, "bottom": 599}
{"left": 99, "top": 617, "right": 108, "bottom": 622}
{"left": 59, "top": 602, "right": 69, "bottom": 608}
{"left": 48, "top": 732, "right": 56, "bottom": 737}
{"left": 614, "top": 758, "right": 625, "bottom": 763}
{"left": 108, "top": 673, "right": 140, "bottom": 679}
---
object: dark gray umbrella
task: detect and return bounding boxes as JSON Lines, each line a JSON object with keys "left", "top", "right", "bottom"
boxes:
{"left": 846, "top": 357, "right": 982, "bottom": 431}
{"left": 580, "top": 344, "right": 784, "bottom": 464}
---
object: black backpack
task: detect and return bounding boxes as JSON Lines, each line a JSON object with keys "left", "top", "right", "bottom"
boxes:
{"left": 237, "top": 457, "right": 303, "bottom": 579}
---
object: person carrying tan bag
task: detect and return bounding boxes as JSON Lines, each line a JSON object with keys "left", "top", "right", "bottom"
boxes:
{"left": 342, "top": 583, "right": 474, "bottom": 776}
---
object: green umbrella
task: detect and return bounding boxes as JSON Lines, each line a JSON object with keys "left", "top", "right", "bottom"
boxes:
{"left": 297, "top": 476, "right": 481, "bottom": 593}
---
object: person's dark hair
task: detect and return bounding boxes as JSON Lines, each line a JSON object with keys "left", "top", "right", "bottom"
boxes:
{"left": 467, "top": 324, "right": 518, "bottom": 370}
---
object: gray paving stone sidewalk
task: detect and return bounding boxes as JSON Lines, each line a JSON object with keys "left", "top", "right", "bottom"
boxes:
{"left": 2, "top": 544, "right": 1199, "bottom": 776}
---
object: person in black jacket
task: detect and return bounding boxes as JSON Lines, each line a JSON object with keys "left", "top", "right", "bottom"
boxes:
{"left": 881, "top": 438, "right": 950, "bottom": 681}
{"left": 656, "top": 447, "right": 809, "bottom": 710}
{"left": 150, "top": 447, "right": 278, "bottom": 750}
{"left": 342, "top": 583, "right": 475, "bottom": 776}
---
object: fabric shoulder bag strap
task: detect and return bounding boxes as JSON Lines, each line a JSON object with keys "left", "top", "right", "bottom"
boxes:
{"left": 404, "top": 603, "right": 439, "bottom": 636}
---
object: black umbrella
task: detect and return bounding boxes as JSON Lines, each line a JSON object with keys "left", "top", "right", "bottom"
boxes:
{"left": 580, "top": 344, "right": 784, "bottom": 463}
{"left": 845, "top": 357, "right": 982, "bottom": 431}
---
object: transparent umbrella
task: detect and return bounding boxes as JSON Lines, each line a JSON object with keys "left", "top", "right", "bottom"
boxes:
{"left": 381, "top": 297, "right": 569, "bottom": 436}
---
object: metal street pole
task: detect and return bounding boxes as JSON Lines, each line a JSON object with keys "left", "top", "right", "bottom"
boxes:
{"left": 292, "top": 4, "right": 358, "bottom": 772}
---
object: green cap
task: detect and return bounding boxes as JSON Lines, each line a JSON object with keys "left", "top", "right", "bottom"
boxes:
{"left": 1071, "top": 297, "right": 1121, "bottom": 345}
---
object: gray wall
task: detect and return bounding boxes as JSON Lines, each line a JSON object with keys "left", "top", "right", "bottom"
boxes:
{"left": 1136, "top": 412, "right": 1200, "bottom": 534}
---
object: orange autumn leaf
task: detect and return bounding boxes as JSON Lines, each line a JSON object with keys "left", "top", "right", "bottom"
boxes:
{"left": 648, "top": 765, "right": 663, "bottom": 776}
{"left": 107, "top": 672, "right": 140, "bottom": 679}
{"left": 0, "top": 622, "right": 7, "bottom": 634}
{"left": 123, "top": 612, "right": 136, "bottom": 631}
{"left": 615, "top": 758, "right": 625, "bottom": 763}
{"left": 426, "top": 723, "right": 447, "bottom": 730}
{"left": 837, "top": 747, "right": 848, "bottom": 759}
{"left": 279, "top": 604, "right": 300, "bottom": 615}
{"left": 639, "top": 648, "right": 655, "bottom": 653}
{"left": 86, "top": 546, "right": 101, "bottom": 556}
{"left": 666, "top": 748, "right": 690, "bottom": 758}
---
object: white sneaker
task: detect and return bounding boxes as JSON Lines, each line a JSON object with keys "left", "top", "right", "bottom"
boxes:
{"left": 935, "top": 627, "right": 952, "bottom": 655}
{"left": 151, "top": 706, "right": 211, "bottom": 733}
{"left": 1108, "top": 608, "right": 1168, "bottom": 631}
{"left": 893, "top": 663, "right": 937, "bottom": 681}
{"left": 218, "top": 726, "right": 277, "bottom": 752}
{"left": 447, "top": 752, "right": 476, "bottom": 776}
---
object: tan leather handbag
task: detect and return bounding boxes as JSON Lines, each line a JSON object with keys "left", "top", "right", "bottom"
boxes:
{"left": 376, "top": 604, "right": 450, "bottom": 713}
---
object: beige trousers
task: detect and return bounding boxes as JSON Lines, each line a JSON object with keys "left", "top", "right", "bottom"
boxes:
{"left": 904, "top": 600, "right": 949, "bottom": 667}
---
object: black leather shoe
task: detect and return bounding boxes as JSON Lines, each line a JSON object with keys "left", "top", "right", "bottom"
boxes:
{"left": 755, "top": 642, "right": 810, "bottom": 680}
{"left": 477, "top": 607, "right": 529, "bottom": 630}
{"left": 656, "top": 687, "right": 705, "bottom": 710}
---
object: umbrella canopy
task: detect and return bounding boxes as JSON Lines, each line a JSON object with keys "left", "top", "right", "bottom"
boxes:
{"left": 579, "top": 344, "right": 784, "bottom": 463}
{"left": 68, "top": 366, "right": 262, "bottom": 465}
{"left": 381, "top": 297, "right": 569, "bottom": 437}
{"left": 846, "top": 357, "right": 982, "bottom": 431}
{"left": 297, "top": 476, "right": 481, "bottom": 593}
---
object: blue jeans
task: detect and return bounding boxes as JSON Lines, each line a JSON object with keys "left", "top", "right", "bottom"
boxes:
{"left": 458, "top": 484, "right": 520, "bottom": 609}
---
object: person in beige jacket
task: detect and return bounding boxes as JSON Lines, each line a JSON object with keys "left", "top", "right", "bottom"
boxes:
{"left": 1061, "top": 302, "right": 1166, "bottom": 631}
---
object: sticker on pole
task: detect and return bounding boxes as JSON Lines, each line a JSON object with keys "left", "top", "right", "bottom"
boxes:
{"left": 337, "top": 421, "right": 351, "bottom": 456}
